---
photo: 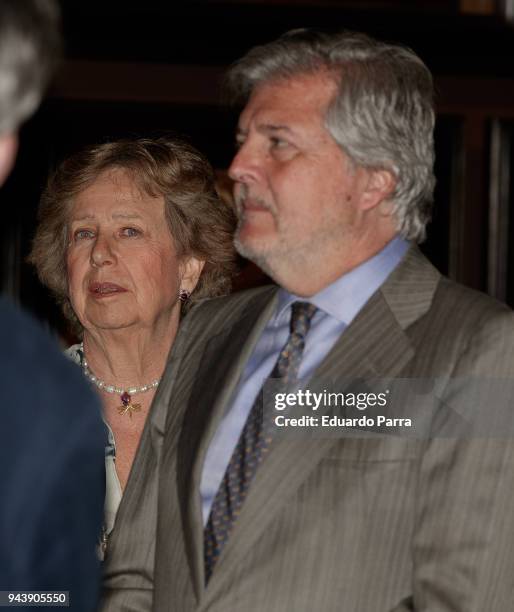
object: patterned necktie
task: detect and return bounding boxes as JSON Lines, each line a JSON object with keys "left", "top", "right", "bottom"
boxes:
{"left": 204, "top": 301, "right": 317, "bottom": 582}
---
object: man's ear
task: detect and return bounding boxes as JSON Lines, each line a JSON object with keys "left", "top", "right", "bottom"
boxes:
{"left": 360, "top": 167, "right": 396, "bottom": 213}
{"left": 179, "top": 255, "right": 206, "bottom": 294}
{"left": 0, "top": 133, "right": 18, "bottom": 187}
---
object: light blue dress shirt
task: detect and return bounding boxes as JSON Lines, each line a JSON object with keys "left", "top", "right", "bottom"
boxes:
{"left": 200, "top": 237, "right": 410, "bottom": 524}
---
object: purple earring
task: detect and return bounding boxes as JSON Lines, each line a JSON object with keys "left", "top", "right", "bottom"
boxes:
{"left": 179, "top": 289, "right": 191, "bottom": 302}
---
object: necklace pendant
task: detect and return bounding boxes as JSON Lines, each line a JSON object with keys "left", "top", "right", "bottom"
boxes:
{"left": 118, "top": 391, "right": 141, "bottom": 418}
{"left": 117, "top": 402, "right": 141, "bottom": 417}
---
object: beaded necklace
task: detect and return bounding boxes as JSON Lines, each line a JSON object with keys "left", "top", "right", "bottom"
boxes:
{"left": 80, "top": 342, "right": 160, "bottom": 417}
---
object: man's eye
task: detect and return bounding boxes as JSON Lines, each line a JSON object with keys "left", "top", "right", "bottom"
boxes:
{"left": 120, "top": 227, "right": 141, "bottom": 238}
{"left": 73, "top": 229, "right": 94, "bottom": 240}
{"left": 270, "top": 137, "right": 288, "bottom": 149}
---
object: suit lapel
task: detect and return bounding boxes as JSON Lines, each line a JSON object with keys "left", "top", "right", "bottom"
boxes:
{"left": 202, "top": 246, "right": 441, "bottom": 602}
{"left": 177, "top": 288, "right": 278, "bottom": 599}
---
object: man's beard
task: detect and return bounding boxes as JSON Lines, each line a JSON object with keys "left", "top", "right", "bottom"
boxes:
{"left": 234, "top": 212, "right": 314, "bottom": 289}
{"left": 233, "top": 187, "right": 279, "bottom": 272}
{"left": 233, "top": 216, "right": 275, "bottom": 275}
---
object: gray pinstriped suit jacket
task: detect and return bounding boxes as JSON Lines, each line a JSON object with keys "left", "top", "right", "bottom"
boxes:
{"left": 101, "top": 246, "right": 514, "bottom": 611}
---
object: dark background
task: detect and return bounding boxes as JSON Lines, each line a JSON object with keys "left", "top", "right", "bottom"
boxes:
{"left": 2, "top": 0, "right": 514, "bottom": 339}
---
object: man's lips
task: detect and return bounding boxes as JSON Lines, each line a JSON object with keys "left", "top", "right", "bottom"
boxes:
{"left": 88, "top": 282, "right": 127, "bottom": 296}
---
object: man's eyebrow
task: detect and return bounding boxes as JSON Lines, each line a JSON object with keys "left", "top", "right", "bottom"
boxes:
{"left": 235, "top": 124, "right": 294, "bottom": 139}
{"left": 259, "top": 124, "right": 293, "bottom": 134}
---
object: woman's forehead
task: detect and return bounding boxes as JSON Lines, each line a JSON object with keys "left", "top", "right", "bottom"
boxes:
{"left": 69, "top": 169, "right": 164, "bottom": 221}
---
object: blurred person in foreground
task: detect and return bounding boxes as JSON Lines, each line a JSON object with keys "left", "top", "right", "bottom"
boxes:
{"left": 29, "top": 137, "right": 236, "bottom": 559}
{"left": 0, "top": 1, "right": 105, "bottom": 608}
{"left": 104, "top": 29, "right": 514, "bottom": 611}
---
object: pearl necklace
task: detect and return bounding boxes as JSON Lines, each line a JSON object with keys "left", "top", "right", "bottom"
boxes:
{"left": 80, "top": 343, "right": 160, "bottom": 417}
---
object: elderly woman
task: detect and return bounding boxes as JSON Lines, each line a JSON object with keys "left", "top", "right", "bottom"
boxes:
{"left": 29, "top": 137, "right": 236, "bottom": 551}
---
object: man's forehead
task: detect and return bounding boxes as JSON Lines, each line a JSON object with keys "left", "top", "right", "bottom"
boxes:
{"left": 238, "top": 72, "right": 337, "bottom": 130}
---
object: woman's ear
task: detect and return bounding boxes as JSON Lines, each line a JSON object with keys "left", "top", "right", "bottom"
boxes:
{"left": 179, "top": 255, "right": 205, "bottom": 293}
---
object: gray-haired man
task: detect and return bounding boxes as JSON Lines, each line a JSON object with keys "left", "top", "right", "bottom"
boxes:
{"left": 104, "top": 29, "right": 514, "bottom": 612}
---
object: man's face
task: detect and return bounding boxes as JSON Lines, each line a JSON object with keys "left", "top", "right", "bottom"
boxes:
{"left": 228, "top": 71, "right": 377, "bottom": 294}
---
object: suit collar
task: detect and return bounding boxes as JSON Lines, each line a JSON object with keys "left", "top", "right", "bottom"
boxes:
{"left": 380, "top": 244, "right": 441, "bottom": 330}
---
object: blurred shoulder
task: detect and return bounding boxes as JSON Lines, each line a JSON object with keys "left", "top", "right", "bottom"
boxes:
{"left": 0, "top": 297, "right": 102, "bottom": 432}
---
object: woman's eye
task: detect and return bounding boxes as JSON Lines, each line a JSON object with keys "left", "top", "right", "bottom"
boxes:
{"left": 120, "top": 227, "right": 141, "bottom": 238}
{"left": 73, "top": 229, "right": 95, "bottom": 240}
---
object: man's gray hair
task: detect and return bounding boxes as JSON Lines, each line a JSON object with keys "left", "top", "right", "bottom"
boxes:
{"left": 0, "top": 0, "right": 61, "bottom": 134}
{"left": 225, "top": 29, "right": 435, "bottom": 243}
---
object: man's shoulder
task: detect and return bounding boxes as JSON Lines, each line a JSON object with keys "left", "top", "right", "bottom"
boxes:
{"left": 170, "top": 285, "right": 277, "bottom": 361}
{"left": 434, "top": 277, "right": 514, "bottom": 362}
{"left": 436, "top": 275, "right": 511, "bottom": 314}
{"left": 392, "top": 269, "right": 514, "bottom": 377}
{"left": 383, "top": 246, "right": 513, "bottom": 331}
{"left": 195, "top": 284, "right": 277, "bottom": 312}
{"left": 430, "top": 275, "right": 514, "bottom": 335}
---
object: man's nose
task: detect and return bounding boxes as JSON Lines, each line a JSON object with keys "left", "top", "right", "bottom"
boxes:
{"left": 228, "top": 141, "right": 263, "bottom": 185}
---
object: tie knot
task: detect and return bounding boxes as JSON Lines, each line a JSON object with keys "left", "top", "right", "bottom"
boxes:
{"left": 290, "top": 301, "right": 317, "bottom": 337}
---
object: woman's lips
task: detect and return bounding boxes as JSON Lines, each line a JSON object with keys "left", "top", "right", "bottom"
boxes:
{"left": 88, "top": 282, "right": 127, "bottom": 297}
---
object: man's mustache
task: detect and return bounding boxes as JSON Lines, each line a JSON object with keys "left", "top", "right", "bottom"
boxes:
{"left": 234, "top": 185, "right": 276, "bottom": 217}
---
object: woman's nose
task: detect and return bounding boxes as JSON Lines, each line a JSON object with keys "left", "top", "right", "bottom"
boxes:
{"left": 90, "top": 235, "right": 115, "bottom": 268}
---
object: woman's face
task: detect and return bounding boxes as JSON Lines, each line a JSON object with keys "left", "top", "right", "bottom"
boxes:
{"left": 66, "top": 168, "right": 202, "bottom": 334}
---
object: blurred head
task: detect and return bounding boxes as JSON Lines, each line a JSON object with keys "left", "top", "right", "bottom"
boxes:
{"left": 29, "top": 137, "right": 237, "bottom": 334}
{"left": 226, "top": 29, "right": 435, "bottom": 280}
{"left": 0, "top": 0, "right": 60, "bottom": 184}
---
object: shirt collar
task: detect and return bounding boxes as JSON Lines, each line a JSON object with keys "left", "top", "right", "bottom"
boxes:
{"left": 275, "top": 236, "right": 410, "bottom": 325}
